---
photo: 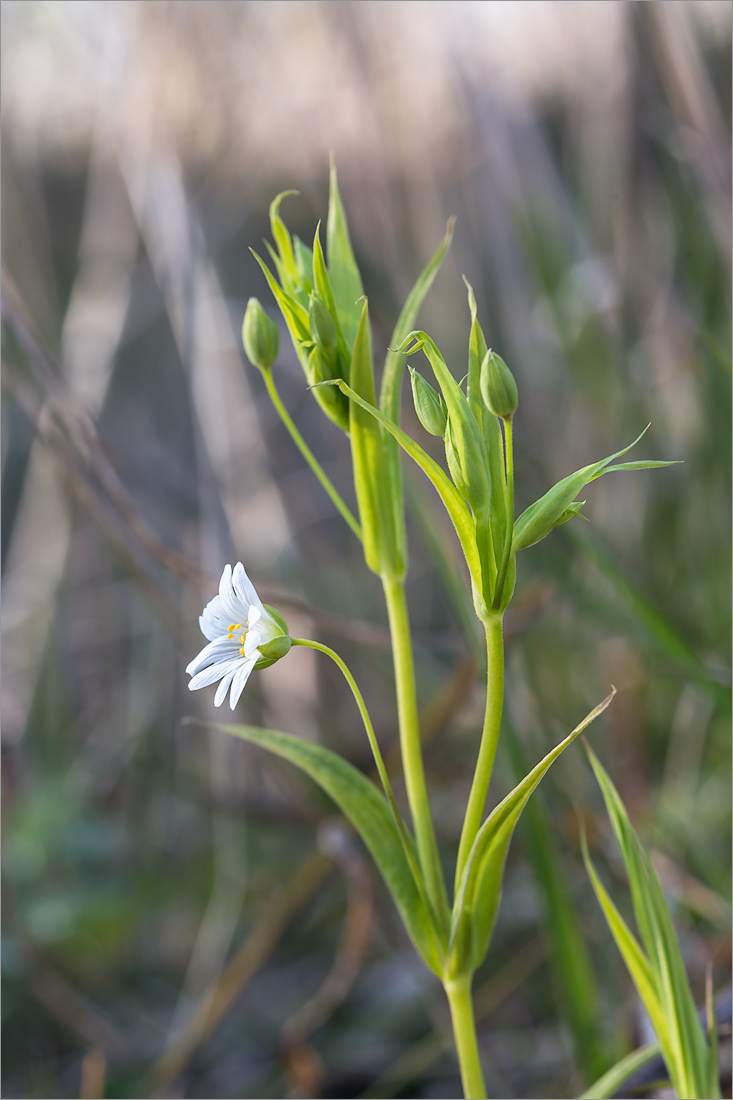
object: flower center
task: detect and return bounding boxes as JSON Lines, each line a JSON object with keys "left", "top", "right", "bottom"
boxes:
{"left": 227, "top": 623, "right": 248, "bottom": 657}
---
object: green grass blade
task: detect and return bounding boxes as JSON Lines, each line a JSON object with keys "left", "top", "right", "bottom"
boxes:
{"left": 206, "top": 721, "right": 445, "bottom": 976}
{"left": 585, "top": 746, "right": 714, "bottom": 1097}
{"left": 580, "top": 1042, "right": 662, "bottom": 1099}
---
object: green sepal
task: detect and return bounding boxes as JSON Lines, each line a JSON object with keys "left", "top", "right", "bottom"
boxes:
{"left": 512, "top": 426, "right": 656, "bottom": 553}
{"left": 449, "top": 688, "right": 616, "bottom": 976}
{"left": 209, "top": 721, "right": 444, "bottom": 976}
{"left": 263, "top": 604, "right": 289, "bottom": 636}
{"left": 327, "top": 158, "right": 364, "bottom": 350}
{"left": 253, "top": 635, "right": 292, "bottom": 670}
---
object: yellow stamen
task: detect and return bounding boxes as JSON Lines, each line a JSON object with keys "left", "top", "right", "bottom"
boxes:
{"left": 227, "top": 622, "right": 243, "bottom": 639}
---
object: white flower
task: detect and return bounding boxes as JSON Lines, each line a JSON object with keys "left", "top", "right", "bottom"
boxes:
{"left": 186, "top": 563, "right": 286, "bottom": 709}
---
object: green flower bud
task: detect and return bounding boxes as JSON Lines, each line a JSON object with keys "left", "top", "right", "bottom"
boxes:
{"left": 309, "top": 294, "right": 338, "bottom": 354}
{"left": 480, "top": 350, "right": 518, "bottom": 419}
{"left": 306, "top": 347, "right": 350, "bottom": 432}
{"left": 242, "top": 298, "right": 279, "bottom": 371}
{"left": 410, "top": 367, "right": 448, "bottom": 437}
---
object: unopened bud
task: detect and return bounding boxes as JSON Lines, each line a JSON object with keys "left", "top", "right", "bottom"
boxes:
{"left": 242, "top": 298, "right": 279, "bottom": 371}
{"left": 480, "top": 350, "right": 518, "bottom": 420}
{"left": 309, "top": 294, "right": 338, "bottom": 354}
{"left": 410, "top": 367, "right": 448, "bottom": 437}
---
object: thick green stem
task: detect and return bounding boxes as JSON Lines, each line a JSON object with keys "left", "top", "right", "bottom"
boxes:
{"left": 383, "top": 574, "right": 450, "bottom": 931}
{"left": 262, "top": 367, "right": 363, "bottom": 541}
{"left": 455, "top": 614, "right": 505, "bottom": 892}
{"left": 445, "top": 975, "right": 487, "bottom": 1099}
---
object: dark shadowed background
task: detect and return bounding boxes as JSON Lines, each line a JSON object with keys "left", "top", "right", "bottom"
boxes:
{"left": 2, "top": 2, "right": 731, "bottom": 1098}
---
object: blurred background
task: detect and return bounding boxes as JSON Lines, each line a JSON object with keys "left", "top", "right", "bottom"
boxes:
{"left": 2, "top": 2, "right": 731, "bottom": 1097}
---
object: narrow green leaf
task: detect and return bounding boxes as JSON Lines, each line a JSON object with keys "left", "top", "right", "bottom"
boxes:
{"left": 586, "top": 746, "right": 712, "bottom": 1097}
{"left": 581, "top": 1043, "right": 662, "bottom": 1100}
{"left": 594, "top": 459, "right": 680, "bottom": 477}
{"left": 250, "top": 249, "right": 311, "bottom": 356}
{"left": 581, "top": 822, "right": 670, "bottom": 1048}
{"left": 327, "top": 158, "right": 364, "bottom": 349}
{"left": 293, "top": 235, "right": 315, "bottom": 296}
{"left": 380, "top": 218, "right": 455, "bottom": 424}
{"left": 513, "top": 426, "right": 652, "bottom": 553}
{"left": 207, "top": 721, "right": 444, "bottom": 975}
{"left": 349, "top": 300, "right": 392, "bottom": 574}
{"left": 450, "top": 689, "right": 616, "bottom": 973}
{"left": 312, "top": 223, "right": 348, "bottom": 354}
{"left": 323, "top": 379, "right": 481, "bottom": 583}
{"left": 269, "top": 191, "right": 299, "bottom": 286}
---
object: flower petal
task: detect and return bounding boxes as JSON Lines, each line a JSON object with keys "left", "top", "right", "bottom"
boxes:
{"left": 214, "top": 665, "right": 239, "bottom": 707}
{"left": 233, "top": 562, "right": 265, "bottom": 614}
{"left": 218, "top": 564, "right": 246, "bottom": 622}
{"left": 185, "top": 635, "right": 239, "bottom": 677}
{"left": 229, "top": 656, "right": 257, "bottom": 709}
{"left": 199, "top": 595, "right": 230, "bottom": 641}
{"left": 188, "top": 656, "right": 243, "bottom": 691}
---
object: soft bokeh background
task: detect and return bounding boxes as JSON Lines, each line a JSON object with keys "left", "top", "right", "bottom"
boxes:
{"left": 2, "top": 2, "right": 731, "bottom": 1098}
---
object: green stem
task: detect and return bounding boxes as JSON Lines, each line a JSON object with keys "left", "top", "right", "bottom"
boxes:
{"left": 454, "top": 614, "right": 505, "bottom": 892}
{"left": 383, "top": 574, "right": 451, "bottom": 932}
{"left": 445, "top": 975, "right": 487, "bottom": 1099}
{"left": 290, "top": 637, "right": 442, "bottom": 937}
{"left": 262, "top": 366, "right": 363, "bottom": 541}
{"left": 492, "top": 415, "right": 515, "bottom": 611}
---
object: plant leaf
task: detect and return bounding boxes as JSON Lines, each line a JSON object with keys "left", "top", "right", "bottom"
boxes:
{"left": 450, "top": 689, "right": 616, "bottom": 974}
{"left": 250, "top": 249, "right": 311, "bottom": 360}
{"left": 327, "top": 158, "right": 364, "bottom": 349}
{"left": 207, "top": 720, "right": 445, "bottom": 976}
{"left": 323, "top": 379, "right": 481, "bottom": 583}
{"left": 379, "top": 218, "right": 455, "bottom": 580}
{"left": 581, "top": 1043, "right": 662, "bottom": 1100}
{"left": 585, "top": 746, "right": 713, "bottom": 1098}
{"left": 512, "top": 426, "right": 652, "bottom": 553}
{"left": 349, "top": 300, "right": 392, "bottom": 574}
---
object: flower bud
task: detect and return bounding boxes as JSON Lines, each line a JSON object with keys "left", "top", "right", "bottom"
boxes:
{"left": 480, "top": 350, "right": 518, "bottom": 420}
{"left": 410, "top": 367, "right": 448, "bottom": 437}
{"left": 242, "top": 298, "right": 279, "bottom": 371}
{"left": 309, "top": 294, "right": 338, "bottom": 354}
